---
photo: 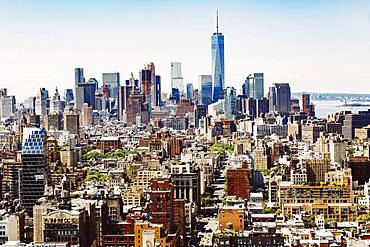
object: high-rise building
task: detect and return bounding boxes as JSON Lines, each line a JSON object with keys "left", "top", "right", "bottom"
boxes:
{"left": 75, "top": 82, "right": 96, "bottom": 110}
{"left": 170, "top": 88, "right": 180, "bottom": 104}
{"left": 35, "top": 88, "right": 48, "bottom": 116}
{"left": 0, "top": 88, "right": 16, "bottom": 120}
{"left": 171, "top": 62, "right": 184, "bottom": 94}
{"left": 227, "top": 166, "right": 251, "bottom": 200}
{"left": 176, "top": 98, "right": 194, "bottom": 118}
{"left": 1, "top": 159, "right": 22, "bottom": 202}
{"left": 64, "top": 109, "right": 80, "bottom": 135}
{"left": 224, "top": 87, "right": 237, "bottom": 119}
{"left": 268, "top": 83, "right": 291, "bottom": 113}
{"left": 44, "top": 112, "right": 62, "bottom": 131}
{"left": 103, "top": 72, "right": 120, "bottom": 98}
{"left": 64, "top": 89, "right": 74, "bottom": 103}
{"left": 74, "top": 68, "right": 85, "bottom": 86}
{"left": 140, "top": 64, "right": 153, "bottom": 114}
{"left": 342, "top": 110, "right": 370, "bottom": 139}
{"left": 194, "top": 104, "right": 207, "bottom": 128}
{"left": 199, "top": 75, "right": 213, "bottom": 106}
{"left": 20, "top": 127, "right": 48, "bottom": 214}
{"left": 148, "top": 177, "right": 174, "bottom": 229}
{"left": 242, "top": 76, "right": 250, "bottom": 97}
{"left": 51, "top": 88, "right": 64, "bottom": 113}
{"left": 81, "top": 103, "right": 93, "bottom": 126}
{"left": 118, "top": 76, "right": 135, "bottom": 121}
{"left": 186, "top": 83, "right": 194, "bottom": 100}
{"left": 256, "top": 98, "right": 269, "bottom": 117}
{"left": 301, "top": 92, "right": 310, "bottom": 112}
{"left": 248, "top": 73, "right": 264, "bottom": 99}
{"left": 146, "top": 63, "right": 158, "bottom": 108}
{"left": 126, "top": 93, "right": 149, "bottom": 126}
{"left": 155, "top": 75, "right": 161, "bottom": 107}
{"left": 237, "top": 97, "right": 269, "bottom": 118}
{"left": 303, "top": 157, "right": 330, "bottom": 185}
{"left": 211, "top": 11, "right": 225, "bottom": 102}
{"left": 301, "top": 92, "right": 315, "bottom": 116}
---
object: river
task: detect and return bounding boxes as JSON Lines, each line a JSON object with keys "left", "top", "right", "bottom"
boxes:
{"left": 313, "top": 100, "right": 370, "bottom": 118}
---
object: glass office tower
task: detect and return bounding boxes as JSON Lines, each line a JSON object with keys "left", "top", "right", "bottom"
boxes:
{"left": 199, "top": 75, "right": 213, "bottom": 106}
{"left": 74, "top": 68, "right": 85, "bottom": 87}
{"left": 103, "top": 72, "right": 120, "bottom": 98}
{"left": 211, "top": 12, "right": 225, "bottom": 102}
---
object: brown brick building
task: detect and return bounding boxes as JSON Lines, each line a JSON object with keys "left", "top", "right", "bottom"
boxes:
{"left": 227, "top": 168, "right": 251, "bottom": 200}
{"left": 176, "top": 98, "right": 194, "bottom": 117}
{"left": 96, "top": 137, "right": 121, "bottom": 153}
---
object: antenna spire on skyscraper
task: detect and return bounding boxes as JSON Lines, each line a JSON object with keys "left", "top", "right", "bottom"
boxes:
{"left": 216, "top": 10, "right": 219, "bottom": 34}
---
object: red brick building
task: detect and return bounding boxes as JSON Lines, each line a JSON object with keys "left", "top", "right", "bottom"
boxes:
{"left": 102, "top": 219, "right": 135, "bottom": 247}
{"left": 148, "top": 177, "right": 175, "bottom": 228}
{"left": 168, "top": 137, "right": 183, "bottom": 158}
{"left": 227, "top": 167, "right": 251, "bottom": 200}
{"left": 96, "top": 137, "right": 121, "bottom": 152}
{"left": 176, "top": 98, "right": 194, "bottom": 117}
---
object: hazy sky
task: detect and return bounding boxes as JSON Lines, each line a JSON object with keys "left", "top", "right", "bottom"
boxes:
{"left": 1, "top": 0, "right": 370, "bottom": 100}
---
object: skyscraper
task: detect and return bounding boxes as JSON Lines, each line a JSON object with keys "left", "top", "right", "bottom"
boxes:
{"left": 242, "top": 76, "right": 250, "bottom": 97}
{"left": 171, "top": 62, "right": 184, "bottom": 94}
{"left": 147, "top": 63, "right": 158, "bottom": 107}
{"left": 194, "top": 104, "right": 207, "bottom": 128}
{"left": 74, "top": 68, "right": 85, "bottom": 86}
{"left": 20, "top": 127, "right": 48, "bottom": 214}
{"left": 211, "top": 11, "right": 225, "bottom": 102}
{"left": 199, "top": 75, "right": 213, "bottom": 106}
{"left": 155, "top": 75, "right": 161, "bottom": 107}
{"left": 301, "top": 92, "right": 315, "bottom": 116}
{"left": 64, "top": 89, "right": 74, "bottom": 103}
{"left": 35, "top": 88, "right": 48, "bottom": 116}
{"left": 246, "top": 73, "right": 264, "bottom": 99}
{"left": 224, "top": 87, "right": 237, "bottom": 119}
{"left": 102, "top": 72, "right": 120, "bottom": 98}
{"left": 255, "top": 73, "right": 264, "bottom": 99}
{"left": 140, "top": 63, "right": 154, "bottom": 114}
{"left": 75, "top": 82, "right": 96, "bottom": 110}
{"left": 268, "top": 83, "right": 291, "bottom": 114}
{"left": 186, "top": 83, "right": 194, "bottom": 100}
{"left": 81, "top": 103, "right": 93, "bottom": 126}
{"left": 64, "top": 108, "right": 80, "bottom": 135}
{"left": 118, "top": 75, "right": 135, "bottom": 121}
{"left": 0, "top": 88, "right": 16, "bottom": 120}
{"left": 170, "top": 88, "right": 180, "bottom": 104}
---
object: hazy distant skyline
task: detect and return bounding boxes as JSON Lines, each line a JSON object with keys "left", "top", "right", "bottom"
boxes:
{"left": 1, "top": 0, "right": 370, "bottom": 100}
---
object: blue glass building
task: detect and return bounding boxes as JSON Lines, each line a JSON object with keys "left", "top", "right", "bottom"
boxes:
{"left": 155, "top": 75, "right": 161, "bottom": 106}
{"left": 170, "top": 88, "right": 180, "bottom": 104}
{"left": 199, "top": 75, "right": 213, "bottom": 106}
{"left": 186, "top": 83, "right": 193, "bottom": 100}
{"left": 74, "top": 68, "right": 85, "bottom": 87}
{"left": 211, "top": 12, "right": 225, "bottom": 102}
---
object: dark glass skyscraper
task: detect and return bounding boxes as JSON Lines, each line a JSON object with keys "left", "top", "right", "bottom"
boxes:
{"left": 64, "top": 89, "right": 74, "bottom": 103}
{"left": 155, "top": 75, "right": 161, "bottom": 107}
{"left": 268, "top": 83, "right": 291, "bottom": 114}
{"left": 74, "top": 68, "right": 85, "bottom": 87}
{"left": 20, "top": 127, "right": 48, "bottom": 215}
{"left": 211, "top": 11, "right": 225, "bottom": 102}
{"left": 186, "top": 83, "right": 193, "bottom": 100}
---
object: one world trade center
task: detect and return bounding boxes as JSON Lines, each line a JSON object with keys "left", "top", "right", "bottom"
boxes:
{"left": 211, "top": 11, "right": 225, "bottom": 102}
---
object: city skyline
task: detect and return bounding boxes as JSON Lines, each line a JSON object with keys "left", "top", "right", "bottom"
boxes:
{"left": 1, "top": 0, "right": 370, "bottom": 100}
